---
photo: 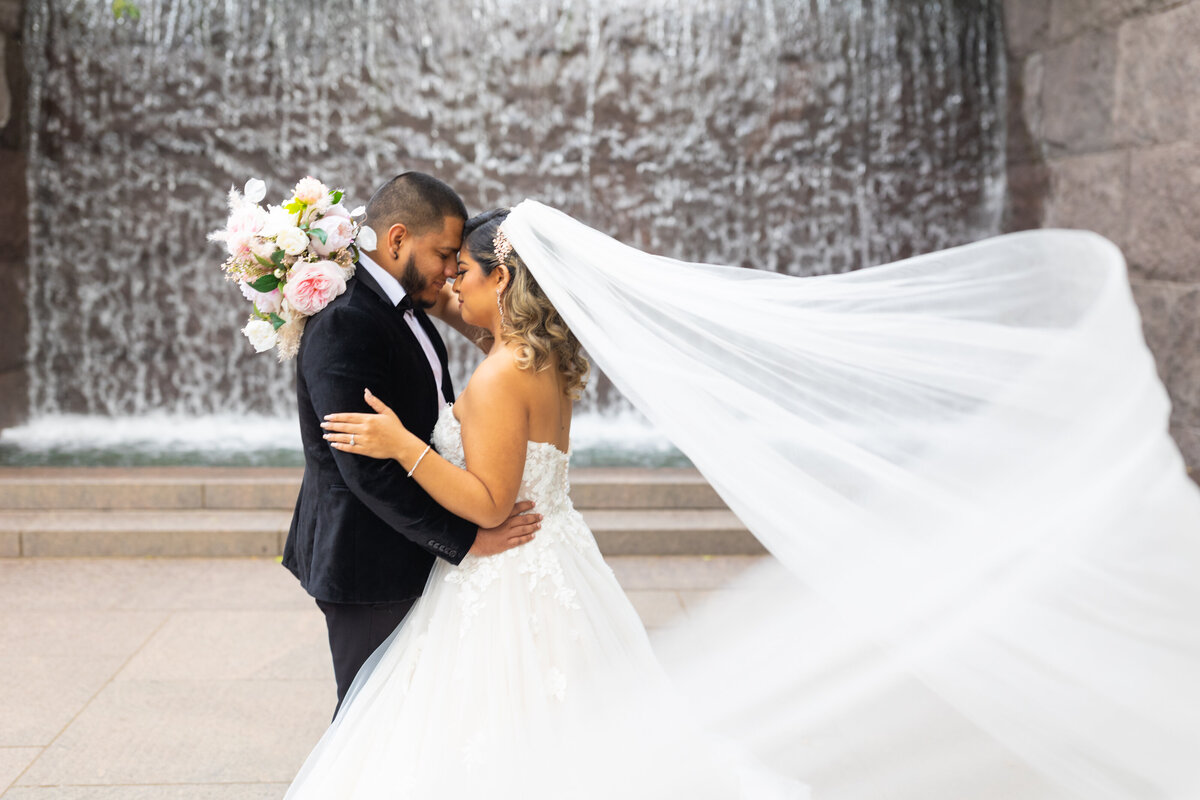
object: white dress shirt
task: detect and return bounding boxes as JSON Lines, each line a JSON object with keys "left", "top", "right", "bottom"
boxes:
{"left": 358, "top": 252, "right": 445, "bottom": 405}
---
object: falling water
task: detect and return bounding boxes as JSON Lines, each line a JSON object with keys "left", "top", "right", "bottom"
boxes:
{"left": 12, "top": 0, "right": 1005, "bottom": 463}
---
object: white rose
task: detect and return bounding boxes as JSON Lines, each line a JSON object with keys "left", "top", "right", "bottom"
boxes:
{"left": 259, "top": 205, "right": 296, "bottom": 238}
{"left": 242, "top": 319, "right": 278, "bottom": 353}
{"left": 275, "top": 226, "right": 309, "bottom": 256}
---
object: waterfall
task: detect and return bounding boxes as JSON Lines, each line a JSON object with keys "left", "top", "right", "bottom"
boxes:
{"left": 14, "top": 0, "right": 1005, "bottom": 462}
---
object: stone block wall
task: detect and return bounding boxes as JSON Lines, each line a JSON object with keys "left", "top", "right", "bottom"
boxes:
{"left": 1004, "top": 0, "right": 1200, "bottom": 471}
{"left": 0, "top": 0, "right": 26, "bottom": 429}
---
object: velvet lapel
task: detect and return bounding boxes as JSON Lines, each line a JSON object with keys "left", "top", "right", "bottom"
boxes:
{"left": 352, "top": 263, "right": 439, "bottom": 401}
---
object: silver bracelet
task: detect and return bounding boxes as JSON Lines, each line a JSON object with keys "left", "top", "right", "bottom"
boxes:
{"left": 407, "top": 444, "right": 432, "bottom": 478}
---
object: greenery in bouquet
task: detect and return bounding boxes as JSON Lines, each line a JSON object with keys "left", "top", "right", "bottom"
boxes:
{"left": 211, "top": 177, "right": 376, "bottom": 360}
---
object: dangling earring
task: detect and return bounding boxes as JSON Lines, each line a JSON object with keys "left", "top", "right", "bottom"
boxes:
{"left": 496, "top": 288, "right": 505, "bottom": 327}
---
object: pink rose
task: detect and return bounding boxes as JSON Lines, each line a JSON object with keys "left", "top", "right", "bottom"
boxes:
{"left": 226, "top": 204, "right": 265, "bottom": 235}
{"left": 282, "top": 260, "right": 346, "bottom": 315}
{"left": 223, "top": 204, "right": 265, "bottom": 256}
{"left": 309, "top": 214, "right": 355, "bottom": 256}
{"left": 239, "top": 280, "right": 282, "bottom": 314}
{"left": 293, "top": 177, "right": 328, "bottom": 206}
{"left": 226, "top": 231, "right": 252, "bottom": 258}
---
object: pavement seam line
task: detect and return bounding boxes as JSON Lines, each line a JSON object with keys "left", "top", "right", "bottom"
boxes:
{"left": 7, "top": 612, "right": 175, "bottom": 790}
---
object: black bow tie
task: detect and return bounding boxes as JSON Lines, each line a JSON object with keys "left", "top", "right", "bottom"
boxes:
{"left": 397, "top": 295, "right": 415, "bottom": 314}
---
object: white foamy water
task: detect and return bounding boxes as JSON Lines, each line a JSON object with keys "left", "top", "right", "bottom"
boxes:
{"left": 0, "top": 411, "right": 685, "bottom": 468}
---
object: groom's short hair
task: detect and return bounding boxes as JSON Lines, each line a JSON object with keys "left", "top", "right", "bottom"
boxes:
{"left": 365, "top": 172, "right": 468, "bottom": 236}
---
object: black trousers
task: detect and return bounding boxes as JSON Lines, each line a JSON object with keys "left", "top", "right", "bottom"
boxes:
{"left": 316, "top": 597, "right": 417, "bottom": 718}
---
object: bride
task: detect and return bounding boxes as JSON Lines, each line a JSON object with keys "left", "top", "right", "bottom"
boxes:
{"left": 297, "top": 206, "right": 807, "bottom": 798}
{"left": 306, "top": 201, "right": 1200, "bottom": 800}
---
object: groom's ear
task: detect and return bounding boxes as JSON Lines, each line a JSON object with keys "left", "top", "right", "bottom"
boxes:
{"left": 385, "top": 222, "right": 409, "bottom": 256}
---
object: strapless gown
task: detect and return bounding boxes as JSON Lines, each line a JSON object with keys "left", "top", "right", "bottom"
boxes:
{"left": 283, "top": 403, "right": 806, "bottom": 800}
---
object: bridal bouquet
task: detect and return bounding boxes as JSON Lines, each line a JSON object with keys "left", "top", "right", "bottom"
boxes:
{"left": 211, "top": 176, "right": 378, "bottom": 360}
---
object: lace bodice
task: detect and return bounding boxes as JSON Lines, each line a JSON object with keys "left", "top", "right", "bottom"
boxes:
{"left": 429, "top": 403, "right": 602, "bottom": 640}
{"left": 431, "top": 403, "right": 574, "bottom": 517}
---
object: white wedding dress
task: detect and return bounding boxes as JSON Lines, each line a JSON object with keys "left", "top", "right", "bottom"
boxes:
{"left": 284, "top": 403, "right": 808, "bottom": 800}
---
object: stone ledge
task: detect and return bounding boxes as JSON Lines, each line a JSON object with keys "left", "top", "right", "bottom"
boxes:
{"left": 0, "top": 507, "right": 759, "bottom": 558}
{"left": 0, "top": 467, "right": 728, "bottom": 511}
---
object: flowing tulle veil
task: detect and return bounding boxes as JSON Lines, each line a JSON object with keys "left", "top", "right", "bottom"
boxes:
{"left": 502, "top": 200, "right": 1200, "bottom": 799}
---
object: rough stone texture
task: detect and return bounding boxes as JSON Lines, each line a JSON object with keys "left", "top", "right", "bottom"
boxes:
{"left": 1040, "top": 29, "right": 1120, "bottom": 155}
{"left": 1115, "top": 2, "right": 1200, "bottom": 145}
{"left": 1128, "top": 280, "right": 1200, "bottom": 426}
{"left": 0, "top": 0, "right": 27, "bottom": 431}
{"left": 1002, "top": 163, "right": 1050, "bottom": 232}
{"left": 0, "top": 36, "right": 8, "bottom": 126}
{"left": 1003, "top": 0, "right": 1051, "bottom": 55}
{"left": 0, "top": 1, "right": 20, "bottom": 34}
{"left": 1005, "top": 0, "right": 1200, "bottom": 471}
{"left": 1127, "top": 142, "right": 1200, "bottom": 281}
{"left": 1044, "top": 151, "right": 1131, "bottom": 248}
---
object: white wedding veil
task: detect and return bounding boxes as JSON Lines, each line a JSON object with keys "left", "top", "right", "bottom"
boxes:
{"left": 502, "top": 200, "right": 1200, "bottom": 799}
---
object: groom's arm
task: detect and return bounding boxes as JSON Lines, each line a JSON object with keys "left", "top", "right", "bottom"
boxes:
{"left": 303, "top": 305, "right": 478, "bottom": 564}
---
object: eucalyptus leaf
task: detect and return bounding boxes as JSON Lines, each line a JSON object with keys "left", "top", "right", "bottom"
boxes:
{"left": 248, "top": 273, "right": 279, "bottom": 293}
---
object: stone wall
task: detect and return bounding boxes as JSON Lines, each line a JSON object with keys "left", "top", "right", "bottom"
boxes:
{"left": 1004, "top": 0, "right": 1200, "bottom": 472}
{"left": 0, "top": 0, "right": 26, "bottom": 429}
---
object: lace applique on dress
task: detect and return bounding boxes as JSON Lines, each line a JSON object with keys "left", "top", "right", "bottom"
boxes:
{"left": 432, "top": 405, "right": 583, "bottom": 635}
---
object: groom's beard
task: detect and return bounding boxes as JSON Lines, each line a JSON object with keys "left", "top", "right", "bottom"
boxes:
{"left": 399, "top": 254, "right": 436, "bottom": 309}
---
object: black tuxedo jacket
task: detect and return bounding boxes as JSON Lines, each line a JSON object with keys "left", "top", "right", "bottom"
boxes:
{"left": 283, "top": 266, "right": 477, "bottom": 603}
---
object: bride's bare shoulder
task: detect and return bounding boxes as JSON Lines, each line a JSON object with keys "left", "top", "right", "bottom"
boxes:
{"left": 461, "top": 346, "right": 539, "bottom": 407}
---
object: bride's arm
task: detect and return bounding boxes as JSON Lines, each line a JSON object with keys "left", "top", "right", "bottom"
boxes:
{"left": 427, "top": 283, "right": 494, "bottom": 353}
{"left": 322, "top": 365, "right": 530, "bottom": 529}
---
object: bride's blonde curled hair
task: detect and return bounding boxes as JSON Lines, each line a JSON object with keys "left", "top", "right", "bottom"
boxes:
{"left": 464, "top": 209, "right": 590, "bottom": 399}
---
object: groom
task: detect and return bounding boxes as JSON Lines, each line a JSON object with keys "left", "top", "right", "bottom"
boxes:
{"left": 284, "top": 171, "right": 539, "bottom": 714}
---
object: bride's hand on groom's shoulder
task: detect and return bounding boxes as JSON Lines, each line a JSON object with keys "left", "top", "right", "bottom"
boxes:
{"left": 322, "top": 389, "right": 413, "bottom": 462}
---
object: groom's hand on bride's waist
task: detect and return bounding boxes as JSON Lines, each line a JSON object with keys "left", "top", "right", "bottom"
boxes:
{"left": 469, "top": 501, "right": 540, "bottom": 556}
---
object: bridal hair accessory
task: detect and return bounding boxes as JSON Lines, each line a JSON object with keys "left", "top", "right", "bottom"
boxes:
{"left": 210, "top": 177, "right": 373, "bottom": 360}
{"left": 493, "top": 225, "right": 514, "bottom": 267}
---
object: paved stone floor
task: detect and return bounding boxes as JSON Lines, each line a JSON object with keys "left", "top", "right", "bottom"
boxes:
{"left": 0, "top": 555, "right": 764, "bottom": 798}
